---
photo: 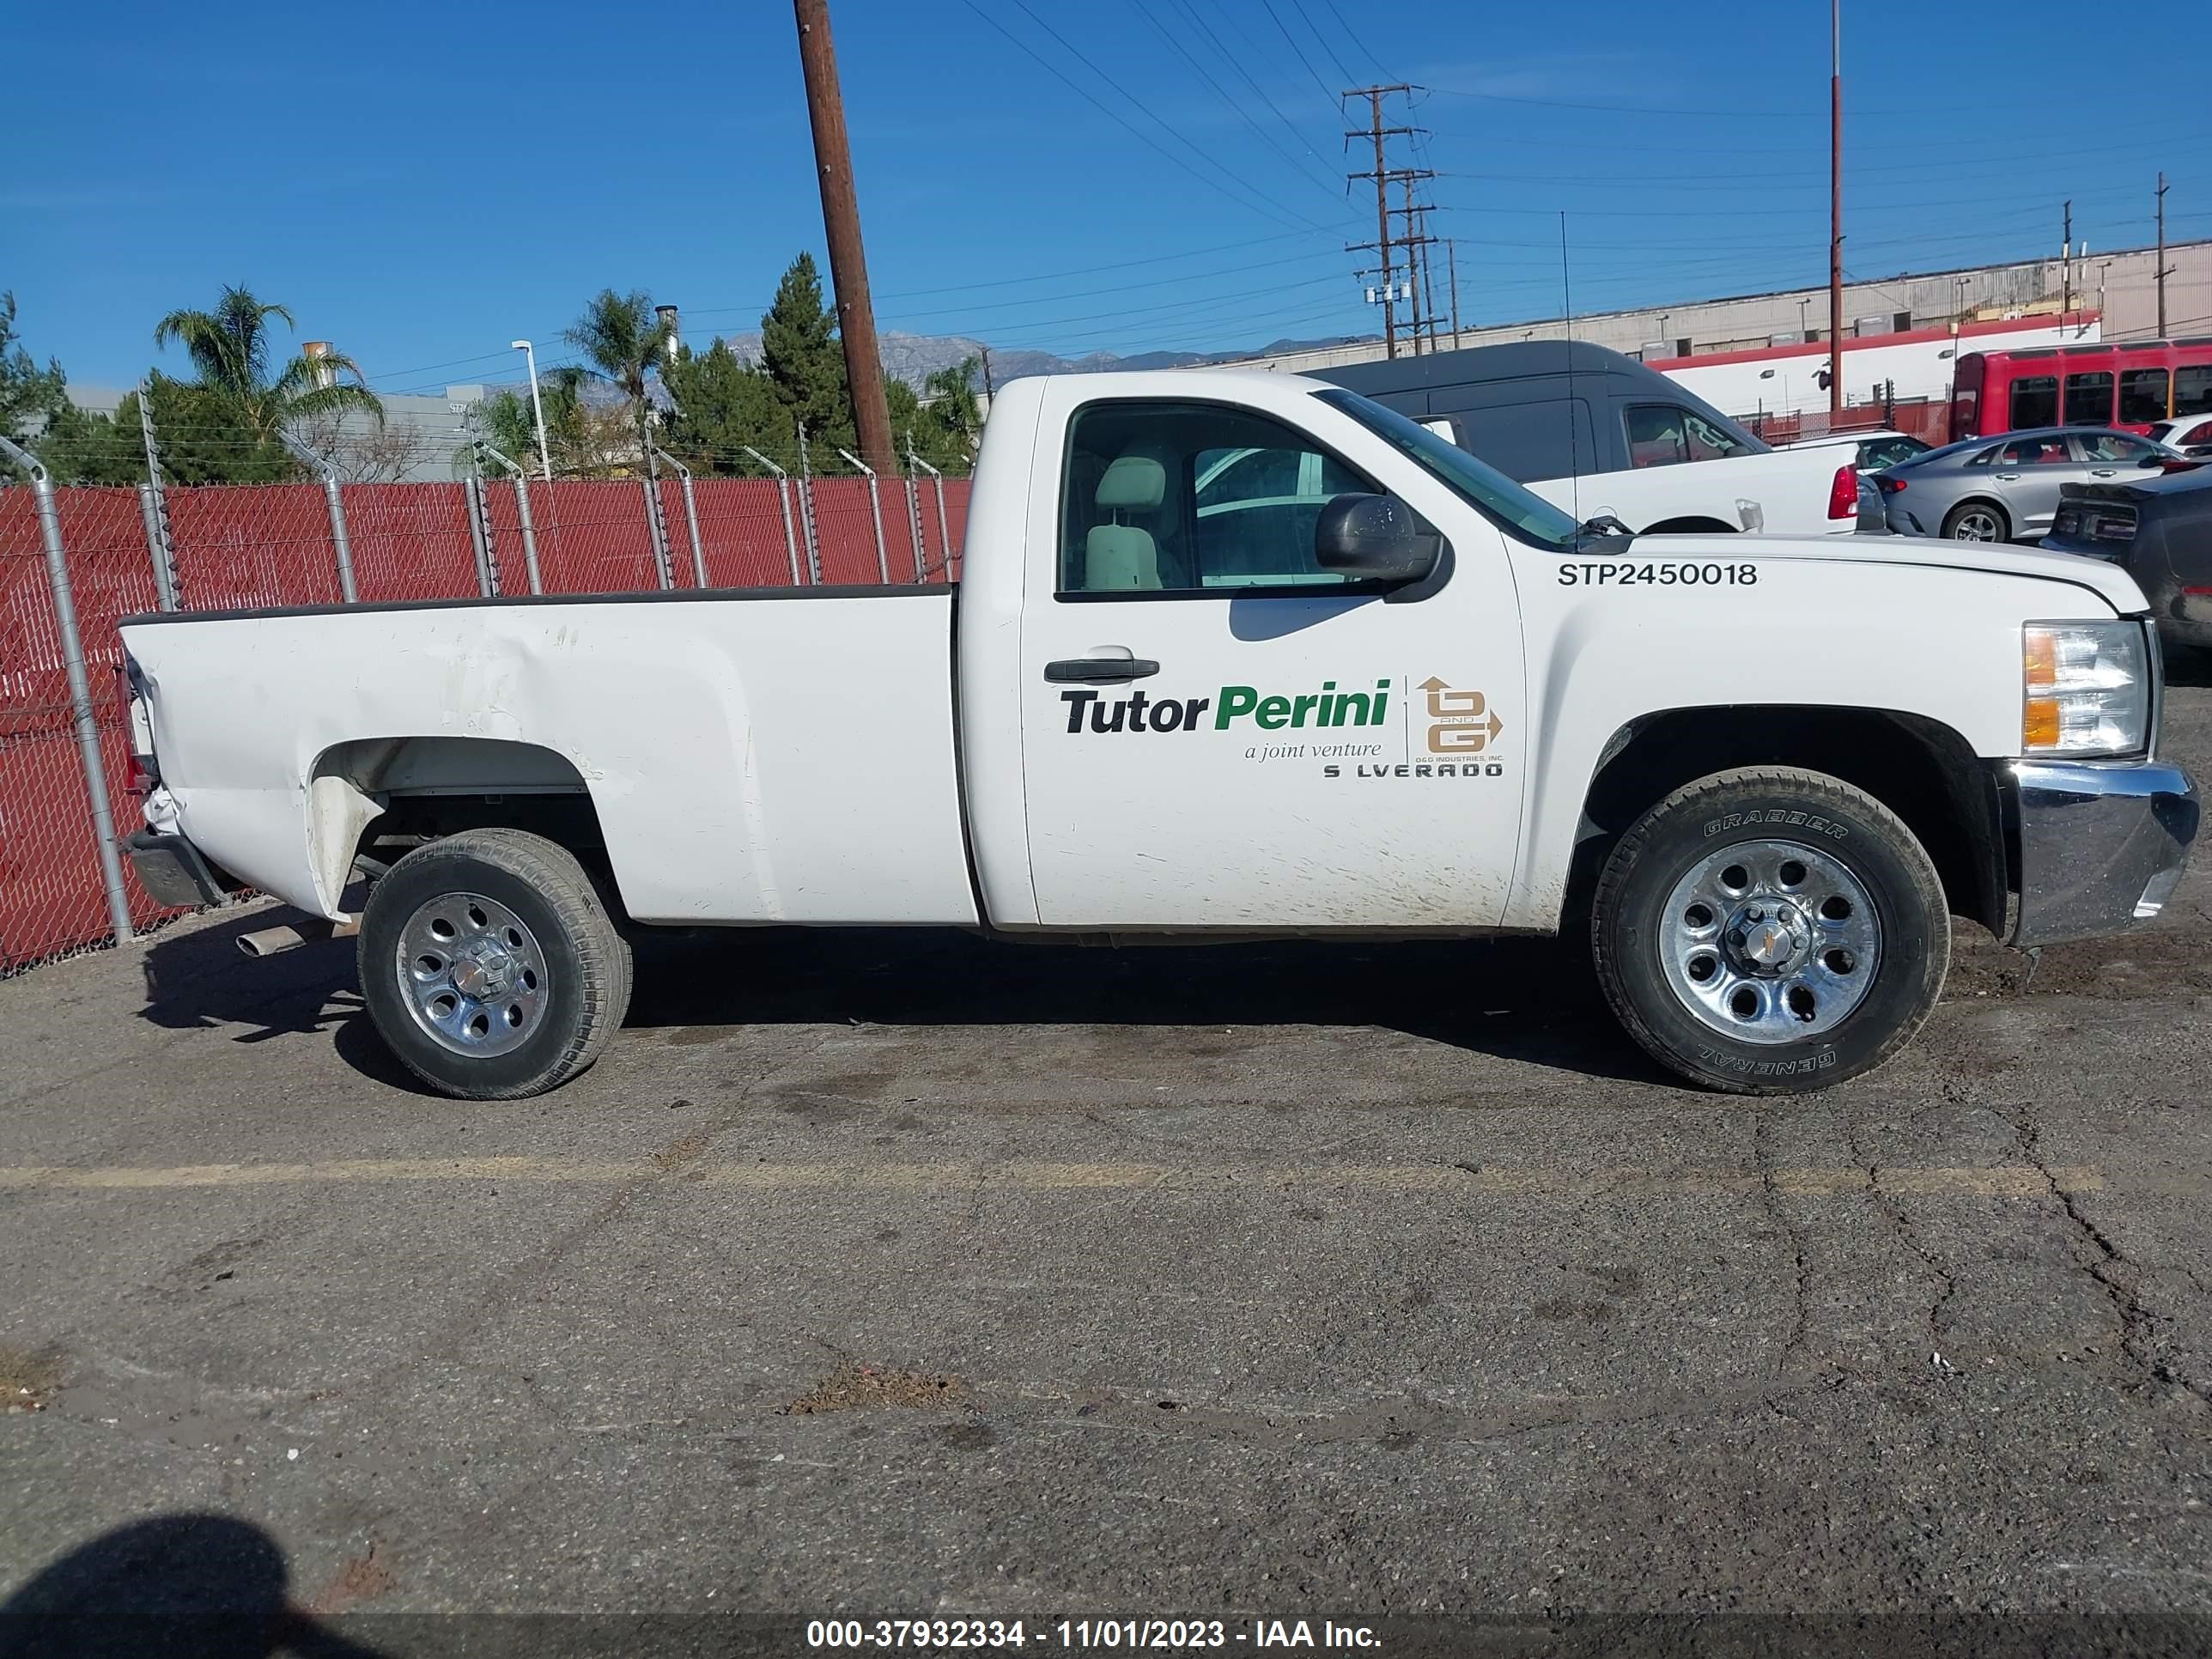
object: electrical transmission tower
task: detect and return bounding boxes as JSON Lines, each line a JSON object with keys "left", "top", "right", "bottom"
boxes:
{"left": 1343, "top": 85, "right": 1439, "bottom": 360}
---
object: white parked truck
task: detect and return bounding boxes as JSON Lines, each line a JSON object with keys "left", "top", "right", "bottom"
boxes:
{"left": 118, "top": 369, "right": 2196, "bottom": 1099}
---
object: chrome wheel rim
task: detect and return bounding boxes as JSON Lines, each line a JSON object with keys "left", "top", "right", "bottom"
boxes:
{"left": 397, "top": 891, "right": 547, "bottom": 1057}
{"left": 1658, "top": 838, "right": 1881, "bottom": 1046}
{"left": 1952, "top": 507, "right": 2002, "bottom": 541}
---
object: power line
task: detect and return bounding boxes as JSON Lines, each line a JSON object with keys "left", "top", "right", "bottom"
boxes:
{"left": 965, "top": 0, "right": 1344, "bottom": 234}
{"left": 1318, "top": 0, "right": 1392, "bottom": 80}
{"left": 1162, "top": 0, "right": 1340, "bottom": 181}
{"left": 1123, "top": 0, "right": 1343, "bottom": 199}
{"left": 1257, "top": 0, "right": 1347, "bottom": 117}
{"left": 1285, "top": 0, "right": 1358, "bottom": 86}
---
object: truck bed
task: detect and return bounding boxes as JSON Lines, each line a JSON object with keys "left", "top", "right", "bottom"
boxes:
{"left": 118, "top": 586, "right": 981, "bottom": 928}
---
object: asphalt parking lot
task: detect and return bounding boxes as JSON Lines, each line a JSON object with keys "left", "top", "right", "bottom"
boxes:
{"left": 7, "top": 669, "right": 2212, "bottom": 1656}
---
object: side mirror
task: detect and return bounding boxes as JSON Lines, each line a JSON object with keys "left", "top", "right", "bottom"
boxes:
{"left": 2141, "top": 453, "right": 2168, "bottom": 468}
{"left": 1314, "top": 493, "right": 1442, "bottom": 584}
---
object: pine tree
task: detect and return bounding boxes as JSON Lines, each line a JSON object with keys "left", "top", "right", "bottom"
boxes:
{"left": 758, "top": 253, "right": 852, "bottom": 451}
{"left": 661, "top": 339, "right": 785, "bottom": 473}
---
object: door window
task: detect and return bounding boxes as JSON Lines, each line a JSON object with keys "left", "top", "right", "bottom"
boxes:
{"left": 1997, "top": 436, "right": 2071, "bottom": 466}
{"left": 2063, "top": 371, "right": 2115, "bottom": 426}
{"left": 1625, "top": 405, "right": 1750, "bottom": 467}
{"left": 2075, "top": 432, "right": 2158, "bottom": 463}
{"left": 2177, "top": 365, "right": 2212, "bottom": 417}
{"left": 2119, "top": 368, "right": 2171, "bottom": 424}
{"left": 1058, "top": 402, "right": 1377, "bottom": 596}
{"left": 2008, "top": 375, "right": 2059, "bottom": 428}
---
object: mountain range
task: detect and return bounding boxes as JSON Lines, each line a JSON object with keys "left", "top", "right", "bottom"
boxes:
{"left": 704, "top": 328, "right": 1379, "bottom": 387}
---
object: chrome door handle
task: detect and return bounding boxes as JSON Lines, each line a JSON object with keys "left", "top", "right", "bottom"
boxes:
{"left": 2091, "top": 469, "right": 2118, "bottom": 477}
{"left": 1995, "top": 471, "right": 2021, "bottom": 480}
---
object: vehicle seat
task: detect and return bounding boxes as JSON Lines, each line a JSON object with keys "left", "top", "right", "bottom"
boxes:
{"left": 1085, "top": 453, "right": 1167, "bottom": 591}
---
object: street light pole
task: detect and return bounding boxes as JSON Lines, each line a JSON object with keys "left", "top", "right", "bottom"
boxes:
{"left": 511, "top": 339, "right": 553, "bottom": 483}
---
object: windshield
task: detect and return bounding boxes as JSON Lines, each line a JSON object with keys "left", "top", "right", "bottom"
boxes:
{"left": 1315, "top": 387, "right": 1581, "bottom": 552}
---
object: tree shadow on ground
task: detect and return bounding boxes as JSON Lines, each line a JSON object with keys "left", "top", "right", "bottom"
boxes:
{"left": 0, "top": 1513, "right": 385, "bottom": 1659}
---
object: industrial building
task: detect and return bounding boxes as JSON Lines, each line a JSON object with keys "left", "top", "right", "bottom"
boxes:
{"left": 1220, "top": 238, "right": 2212, "bottom": 417}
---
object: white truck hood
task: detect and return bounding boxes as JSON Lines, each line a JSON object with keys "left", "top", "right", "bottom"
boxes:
{"left": 1655, "top": 532, "right": 2149, "bottom": 616}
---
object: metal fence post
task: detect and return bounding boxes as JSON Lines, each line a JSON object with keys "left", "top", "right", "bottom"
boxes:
{"left": 647, "top": 440, "right": 708, "bottom": 588}
{"left": 795, "top": 423, "right": 823, "bottom": 583}
{"left": 908, "top": 450, "right": 951, "bottom": 580}
{"left": 463, "top": 476, "right": 499, "bottom": 597}
{"left": 677, "top": 462, "right": 706, "bottom": 588}
{"left": 136, "top": 381, "right": 179, "bottom": 609}
{"left": 902, "top": 432, "right": 927, "bottom": 582}
{"left": 740, "top": 446, "right": 804, "bottom": 585}
{"left": 135, "top": 485, "right": 179, "bottom": 611}
{"left": 323, "top": 477, "right": 360, "bottom": 604}
{"left": 836, "top": 447, "right": 890, "bottom": 583}
{"left": 638, "top": 476, "right": 673, "bottom": 589}
{"left": 0, "top": 434, "right": 135, "bottom": 947}
{"left": 470, "top": 437, "right": 544, "bottom": 594}
{"left": 276, "top": 436, "right": 361, "bottom": 604}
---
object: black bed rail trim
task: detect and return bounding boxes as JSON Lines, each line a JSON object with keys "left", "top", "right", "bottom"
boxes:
{"left": 118, "top": 583, "right": 953, "bottom": 629}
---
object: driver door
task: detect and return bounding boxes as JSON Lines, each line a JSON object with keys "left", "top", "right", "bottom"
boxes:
{"left": 1016, "top": 392, "right": 1526, "bottom": 931}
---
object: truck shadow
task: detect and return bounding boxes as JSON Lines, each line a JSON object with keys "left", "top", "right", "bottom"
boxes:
{"left": 138, "top": 909, "right": 1666, "bottom": 1090}
{"left": 617, "top": 926, "right": 1664, "bottom": 1085}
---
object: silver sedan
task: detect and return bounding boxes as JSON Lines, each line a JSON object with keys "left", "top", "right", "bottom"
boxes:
{"left": 1875, "top": 427, "right": 2172, "bottom": 542}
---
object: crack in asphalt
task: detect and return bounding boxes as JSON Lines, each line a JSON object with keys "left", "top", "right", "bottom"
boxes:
{"left": 1842, "top": 1111, "right": 1959, "bottom": 1352}
{"left": 1999, "top": 1103, "right": 2212, "bottom": 1408}
{"left": 1753, "top": 1109, "right": 1813, "bottom": 1366}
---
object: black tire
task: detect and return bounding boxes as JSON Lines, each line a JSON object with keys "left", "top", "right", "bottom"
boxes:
{"left": 358, "top": 829, "right": 632, "bottom": 1100}
{"left": 1589, "top": 768, "right": 1948, "bottom": 1095}
{"left": 1941, "top": 499, "right": 2011, "bottom": 542}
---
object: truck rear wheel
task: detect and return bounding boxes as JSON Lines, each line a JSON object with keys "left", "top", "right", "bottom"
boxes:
{"left": 358, "top": 829, "right": 632, "bottom": 1100}
{"left": 1589, "top": 768, "right": 1948, "bottom": 1094}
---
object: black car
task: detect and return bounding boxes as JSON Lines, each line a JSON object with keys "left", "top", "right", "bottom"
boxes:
{"left": 2041, "top": 465, "right": 2212, "bottom": 648}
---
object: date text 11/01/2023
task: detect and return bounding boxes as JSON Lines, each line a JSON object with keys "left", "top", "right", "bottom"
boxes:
{"left": 805, "top": 1618, "right": 1382, "bottom": 1649}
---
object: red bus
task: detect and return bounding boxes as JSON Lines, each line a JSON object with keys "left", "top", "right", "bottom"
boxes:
{"left": 1951, "top": 338, "right": 2212, "bottom": 441}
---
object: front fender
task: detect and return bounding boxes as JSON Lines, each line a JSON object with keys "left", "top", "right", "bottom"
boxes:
{"left": 1503, "top": 551, "right": 2112, "bottom": 931}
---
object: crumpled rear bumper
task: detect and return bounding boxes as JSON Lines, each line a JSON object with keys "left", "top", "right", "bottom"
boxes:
{"left": 2009, "top": 759, "right": 2197, "bottom": 948}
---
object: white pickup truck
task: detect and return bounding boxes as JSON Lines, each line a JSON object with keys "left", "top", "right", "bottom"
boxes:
{"left": 118, "top": 369, "right": 2196, "bottom": 1100}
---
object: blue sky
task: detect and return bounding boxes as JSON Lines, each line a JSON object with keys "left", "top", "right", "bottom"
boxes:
{"left": 7, "top": 0, "right": 2209, "bottom": 395}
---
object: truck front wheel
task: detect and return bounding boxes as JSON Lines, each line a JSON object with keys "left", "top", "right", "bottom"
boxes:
{"left": 358, "top": 829, "right": 633, "bottom": 1100}
{"left": 1589, "top": 768, "right": 1948, "bottom": 1094}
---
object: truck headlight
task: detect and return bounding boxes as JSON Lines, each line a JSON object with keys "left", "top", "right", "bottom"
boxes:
{"left": 2023, "top": 621, "right": 2149, "bottom": 756}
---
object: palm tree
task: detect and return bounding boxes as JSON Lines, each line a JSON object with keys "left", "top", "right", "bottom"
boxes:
{"left": 562, "top": 289, "right": 672, "bottom": 464}
{"left": 152, "top": 284, "right": 382, "bottom": 447}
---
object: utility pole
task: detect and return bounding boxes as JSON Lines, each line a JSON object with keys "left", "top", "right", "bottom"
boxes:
{"left": 1417, "top": 213, "right": 1440, "bottom": 350}
{"left": 1395, "top": 171, "right": 1433, "bottom": 354}
{"left": 979, "top": 344, "right": 994, "bottom": 398}
{"left": 2062, "top": 199, "right": 2073, "bottom": 325}
{"left": 1828, "top": 0, "right": 1844, "bottom": 418}
{"left": 2158, "top": 173, "right": 2172, "bottom": 337}
{"left": 1345, "top": 84, "right": 1412, "bottom": 359}
{"left": 793, "top": 0, "right": 896, "bottom": 475}
{"left": 1447, "top": 239, "right": 1462, "bottom": 344}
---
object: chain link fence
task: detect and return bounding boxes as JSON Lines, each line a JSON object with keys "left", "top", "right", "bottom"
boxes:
{"left": 0, "top": 447, "right": 970, "bottom": 975}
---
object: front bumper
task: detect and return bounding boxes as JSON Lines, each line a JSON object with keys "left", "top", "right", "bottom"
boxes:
{"left": 2009, "top": 758, "right": 2197, "bottom": 947}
